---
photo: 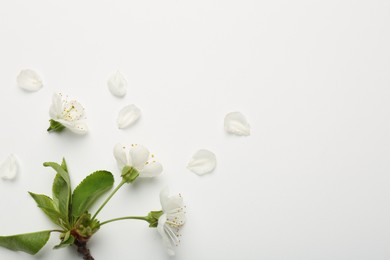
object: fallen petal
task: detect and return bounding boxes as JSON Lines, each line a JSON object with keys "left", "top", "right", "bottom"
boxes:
{"left": 107, "top": 71, "right": 127, "bottom": 97}
{"left": 17, "top": 69, "right": 43, "bottom": 92}
{"left": 224, "top": 111, "right": 251, "bottom": 136}
{"left": 117, "top": 104, "right": 141, "bottom": 129}
{"left": 187, "top": 149, "right": 216, "bottom": 175}
{"left": 0, "top": 154, "right": 19, "bottom": 180}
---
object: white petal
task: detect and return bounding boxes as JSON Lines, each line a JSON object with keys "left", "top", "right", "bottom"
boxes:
{"left": 140, "top": 161, "right": 163, "bottom": 177}
{"left": 57, "top": 119, "right": 88, "bottom": 135}
{"left": 224, "top": 111, "right": 251, "bottom": 136}
{"left": 0, "top": 154, "right": 19, "bottom": 180}
{"left": 128, "top": 145, "right": 150, "bottom": 170}
{"left": 187, "top": 149, "right": 217, "bottom": 175}
{"left": 49, "top": 93, "right": 64, "bottom": 119}
{"left": 113, "top": 143, "right": 129, "bottom": 170}
{"left": 157, "top": 215, "right": 176, "bottom": 256}
{"left": 160, "top": 188, "right": 185, "bottom": 224}
{"left": 107, "top": 71, "right": 127, "bottom": 97}
{"left": 160, "top": 187, "right": 170, "bottom": 208}
{"left": 17, "top": 69, "right": 43, "bottom": 91}
{"left": 117, "top": 104, "right": 141, "bottom": 129}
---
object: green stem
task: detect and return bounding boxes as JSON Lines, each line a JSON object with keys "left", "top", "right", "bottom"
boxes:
{"left": 100, "top": 216, "right": 149, "bottom": 226}
{"left": 92, "top": 179, "right": 126, "bottom": 221}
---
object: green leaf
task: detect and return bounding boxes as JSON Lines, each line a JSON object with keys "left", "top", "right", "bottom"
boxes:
{"left": 52, "top": 174, "right": 70, "bottom": 226}
{"left": 44, "top": 161, "right": 71, "bottom": 186}
{"left": 45, "top": 161, "right": 72, "bottom": 226}
{"left": 0, "top": 231, "right": 51, "bottom": 255}
{"left": 72, "top": 170, "right": 114, "bottom": 218}
{"left": 28, "top": 192, "right": 62, "bottom": 226}
{"left": 61, "top": 158, "right": 68, "bottom": 172}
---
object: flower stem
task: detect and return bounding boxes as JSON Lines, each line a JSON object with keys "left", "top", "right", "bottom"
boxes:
{"left": 100, "top": 216, "right": 149, "bottom": 226}
{"left": 91, "top": 179, "right": 126, "bottom": 221}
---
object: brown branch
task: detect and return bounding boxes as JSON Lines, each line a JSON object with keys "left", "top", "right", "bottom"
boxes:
{"left": 71, "top": 230, "right": 94, "bottom": 260}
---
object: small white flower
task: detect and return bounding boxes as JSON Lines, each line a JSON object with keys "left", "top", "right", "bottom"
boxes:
{"left": 117, "top": 104, "right": 141, "bottom": 129}
{"left": 107, "top": 71, "right": 127, "bottom": 97}
{"left": 0, "top": 154, "right": 19, "bottom": 180}
{"left": 157, "top": 188, "right": 186, "bottom": 256}
{"left": 17, "top": 69, "right": 43, "bottom": 92}
{"left": 187, "top": 149, "right": 216, "bottom": 175}
{"left": 224, "top": 111, "right": 251, "bottom": 136}
{"left": 48, "top": 93, "right": 88, "bottom": 134}
{"left": 113, "top": 143, "right": 163, "bottom": 178}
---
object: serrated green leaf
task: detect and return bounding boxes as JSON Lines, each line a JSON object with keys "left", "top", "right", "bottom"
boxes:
{"left": 72, "top": 170, "right": 114, "bottom": 218}
{"left": 0, "top": 231, "right": 51, "bottom": 255}
{"left": 28, "top": 192, "right": 62, "bottom": 226}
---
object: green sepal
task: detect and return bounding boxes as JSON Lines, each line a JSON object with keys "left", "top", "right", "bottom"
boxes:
{"left": 54, "top": 231, "right": 74, "bottom": 249}
{"left": 72, "top": 170, "right": 114, "bottom": 218}
{"left": 47, "top": 119, "right": 65, "bottom": 132}
{"left": 0, "top": 231, "right": 51, "bottom": 255}
{"left": 146, "top": 210, "right": 163, "bottom": 228}
{"left": 74, "top": 213, "right": 100, "bottom": 238}
{"left": 28, "top": 192, "right": 63, "bottom": 227}
{"left": 121, "top": 166, "right": 139, "bottom": 183}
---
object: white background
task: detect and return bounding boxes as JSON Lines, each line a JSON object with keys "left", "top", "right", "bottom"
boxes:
{"left": 0, "top": 0, "right": 389, "bottom": 259}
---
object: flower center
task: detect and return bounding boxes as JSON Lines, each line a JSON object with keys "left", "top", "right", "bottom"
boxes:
{"left": 62, "top": 101, "right": 84, "bottom": 122}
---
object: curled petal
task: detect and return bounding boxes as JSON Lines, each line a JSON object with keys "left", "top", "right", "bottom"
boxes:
{"left": 160, "top": 188, "right": 183, "bottom": 212}
{"left": 113, "top": 143, "right": 129, "bottom": 170}
{"left": 0, "top": 154, "right": 19, "bottom": 180}
{"left": 140, "top": 161, "right": 163, "bottom": 177}
{"left": 187, "top": 149, "right": 216, "bottom": 175}
{"left": 57, "top": 120, "right": 88, "bottom": 135}
{"left": 128, "top": 145, "right": 150, "bottom": 170}
{"left": 17, "top": 69, "right": 43, "bottom": 92}
{"left": 224, "top": 111, "right": 251, "bottom": 136}
{"left": 117, "top": 104, "right": 141, "bottom": 129}
{"left": 107, "top": 71, "right": 127, "bottom": 97}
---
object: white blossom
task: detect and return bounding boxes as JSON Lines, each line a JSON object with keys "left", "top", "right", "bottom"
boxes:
{"left": 48, "top": 93, "right": 88, "bottom": 134}
{"left": 157, "top": 188, "right": 186, "bottom": 256}
{"left": 113, "top": 143, "right": 162, "bottom": 178}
